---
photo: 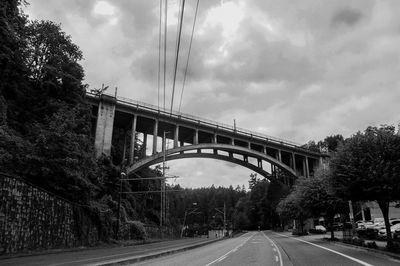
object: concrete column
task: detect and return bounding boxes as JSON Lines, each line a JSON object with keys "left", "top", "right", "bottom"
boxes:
{"left": 302, "top": 157, "right": 306, "bottom": 177}
{"left": 122, "top": 132, "right": 127, "bottom": 163}
{"left": 277, "top": 150, "right": 282, "bottom": 162}
{"left": 293, "top": 153, "right": 297, "bottom": 174}
{"left": 129, "top": 114, "right": 137, "bottom": 164}
{"left": 263, "top": 146, "right": 267, "bottom": 154}
{"left": 152, "top": 119, "right": 158, "bottom": 155}
{"left": 143, "top": 133, "right": 147, "bottom": 157}
{"left": 258, "top": 159, "right": 262, "bottom": 169}
{"left": 305, "top": 156, "right": 310, "bottom": 178}
{"left": 244, "top": 155, "right": 248, "bottom": 162}
{"left": 194, "top": 129, "right": 199, "bottom": 145}
{"left": 213, "top": 149, "right": 218, "bottom": 155}
{"left": 94, "top": 96, "right": 116, "bottom": 157}
{"left": 213, "top": 134, "right": 217, "bottom": 144}
{"left": 247, "top": 142, "right": 251, "bottom": 149}
{"left": 231, "top": 138, "right": 235, "bottom": 145}
{"left": 174, "top": 125, "right": 179, "bottom": 148}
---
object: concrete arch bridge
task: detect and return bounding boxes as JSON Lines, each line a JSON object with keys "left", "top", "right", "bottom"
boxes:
{"left": 87, "top": 93, "right": 329, "bottom": 185}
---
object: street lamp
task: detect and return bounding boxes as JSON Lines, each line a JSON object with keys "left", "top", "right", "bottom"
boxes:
{"left": 116, "top": 171, "right": 126, "bottom": 240}
{"left": 181, "top": 203, "right": 198, "bottom": 238}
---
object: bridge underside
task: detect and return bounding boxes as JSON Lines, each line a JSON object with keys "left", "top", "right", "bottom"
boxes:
{"left": 127, "top": 144, "right": 298, "bottom": 185}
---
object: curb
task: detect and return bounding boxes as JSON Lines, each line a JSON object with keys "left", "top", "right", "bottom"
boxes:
{"left": 321, "top": 238, "right": 400, "bottom": 261}
{"left": 95, "top": 238, "right": 225, "bottom": 265}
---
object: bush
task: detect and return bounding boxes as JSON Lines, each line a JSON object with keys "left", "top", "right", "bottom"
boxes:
{"left": 366, "top": 241, "right": 378, "bottom": 249}
{"left": 344, "top": 236, "right": 365, "bottom": 247}
{"left": 120, "top": 221, "right": 147, "bottom": 240}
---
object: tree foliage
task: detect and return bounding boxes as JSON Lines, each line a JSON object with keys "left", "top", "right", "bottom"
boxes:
{"left": 331, "top": 125, "right": 400, "bottom": 247}
{"left": 278, "top": 166, "right": 347, "bottom": 236}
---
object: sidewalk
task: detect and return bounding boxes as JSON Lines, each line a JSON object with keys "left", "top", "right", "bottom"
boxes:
{"left": 304, "top": 231, "right": 400, "bottom": 260}
{"left": 0, "top": 237, "right": 224, "bottom": 266}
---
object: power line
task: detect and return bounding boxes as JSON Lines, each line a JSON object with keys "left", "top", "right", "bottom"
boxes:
{"left": 157, "top": 0, "right": 163, "bottom": 110}
{"left": 163, "top": 0, "right": 168, "bottom": 110}
{"left": 178, "top": 0, "right": 200, "bottom": 113}
{"left": 170, "top": 0, "right": 186, "bottom": 113}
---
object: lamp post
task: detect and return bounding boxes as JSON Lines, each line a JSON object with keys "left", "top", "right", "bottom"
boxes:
{"left": 116, "top": 171, "right": 126, "bottom": 240}
{"left": 181, "top": 203, "right": 198, "bottom": 238}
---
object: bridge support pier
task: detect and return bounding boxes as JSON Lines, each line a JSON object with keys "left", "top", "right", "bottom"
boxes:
{"left": 174, "top": 125, "right": 179, "bottom": 148}
{"left": 94, "top": 95, "right": 116, "bottom": 157}
{"left": 130, "top": 115, "right": 137, "bottom": 164}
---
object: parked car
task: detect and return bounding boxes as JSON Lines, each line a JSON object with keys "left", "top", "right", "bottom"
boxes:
{"left": 378, "top": 223, "right": 400, "bottom": 239}
{"left": 366, "top": 219, "right": 400, "bottom": 239}
{"left": 309, "top": 225, "right": 327, "bottom": 234}
{"left": 394, "top": 227, "right": 400, "bottom": 239}
{"left": 355, "top": 220, "right": 373, "bottom": 230}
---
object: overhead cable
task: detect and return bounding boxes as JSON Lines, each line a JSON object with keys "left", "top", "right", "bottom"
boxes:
{"left": 157, "top": 0, "right": 163, "bottom": 110}
{"left": 170, "top": 0, "right": 186, "bottom": 113}
{"left": 179, "top": 0, "right": 200, "bottom": 113}
{"left": 163, "top": 0, "right": 168, "bottom": 110}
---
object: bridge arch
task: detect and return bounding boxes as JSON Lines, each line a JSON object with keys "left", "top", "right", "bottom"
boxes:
{"left": 126, "top": 144, "right": 297, "bottom": 182}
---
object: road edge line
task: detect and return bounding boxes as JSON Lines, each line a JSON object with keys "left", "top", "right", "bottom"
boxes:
{"left": 93, "top": 238, "right": 225, "bottom": 266}
{"left": 273, "top": 232, "right": 373, "bottom": 266}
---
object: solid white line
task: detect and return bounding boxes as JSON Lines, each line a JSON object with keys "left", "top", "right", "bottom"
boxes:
{"left": 274, "top": 233, "right": 373, "bottom": 266}
{"left": 205, "top": 233, "right": 254, "bottom": 266}
{"left": 262, "top": 232, "right": 283, "bottom": 266}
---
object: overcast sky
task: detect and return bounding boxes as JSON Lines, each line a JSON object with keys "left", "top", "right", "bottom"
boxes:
{"left": 25, "top": 0, "right": 400, "bottom": 189}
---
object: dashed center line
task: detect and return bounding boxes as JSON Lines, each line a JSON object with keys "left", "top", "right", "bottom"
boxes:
{"left": 205, "top": 233, "right": 254, "bottom": 266}
{"left": 262, "top": 232, "right": 283, "bottom": 266}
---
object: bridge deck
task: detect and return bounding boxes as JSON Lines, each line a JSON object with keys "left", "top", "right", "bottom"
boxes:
{"left": 86, "top": 92, "right": 327, "bottom": 159}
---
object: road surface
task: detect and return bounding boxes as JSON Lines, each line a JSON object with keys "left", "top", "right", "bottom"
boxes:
{"left": 136, "top": 231, "right": 400, "bottom": 266}
{"left": 0, "top": 238, "right": 217, "bottom": 266}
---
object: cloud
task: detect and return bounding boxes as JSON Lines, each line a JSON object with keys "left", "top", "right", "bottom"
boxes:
{"left": 24, "top": 0, "right": 400, "bottom": 188}
{"left": 331, "top": 8, "right": 363, "bottom": 27}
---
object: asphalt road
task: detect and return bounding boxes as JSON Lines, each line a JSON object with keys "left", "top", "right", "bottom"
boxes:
{"left": 0, "top": 238, "right": 217, "bottom": 266}
{"left": 136, "top": 231, "right": 400, "bottom": 266}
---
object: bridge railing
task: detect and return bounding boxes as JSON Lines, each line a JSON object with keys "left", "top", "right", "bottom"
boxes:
{"left": 87, "top": 92, "right": 325, "bottom": 155}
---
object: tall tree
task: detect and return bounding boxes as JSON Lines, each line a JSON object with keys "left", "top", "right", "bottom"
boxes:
{"left": 331, "top": 125, "right": 400, "bottom": 249}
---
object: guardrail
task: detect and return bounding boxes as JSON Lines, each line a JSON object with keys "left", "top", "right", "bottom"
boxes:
{"left": 86, "top": 92, "right": 326, "bottom": 155}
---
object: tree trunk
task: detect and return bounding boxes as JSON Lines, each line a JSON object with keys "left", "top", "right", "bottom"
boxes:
{"left": 377, "top": 200, "right": 393, "bottom": 250}
{"left": 329, "top": 215, "right": 335, "bottom": 240}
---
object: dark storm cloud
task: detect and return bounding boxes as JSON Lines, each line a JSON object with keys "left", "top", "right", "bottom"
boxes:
{"left": 331, "top": 8, "right": 363, "bottom": 27}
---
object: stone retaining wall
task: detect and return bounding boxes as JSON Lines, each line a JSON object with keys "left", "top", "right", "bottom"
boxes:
{"left": 0, "top": 175, "right": 97, "bottom": 255}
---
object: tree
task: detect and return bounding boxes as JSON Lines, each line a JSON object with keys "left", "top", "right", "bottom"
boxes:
{"left": 277, "top": 187, "right": 309, "bottom": 234}
{"left": 324, "top": 134, "right": 344, "bottom": 152}
{"left": 331, "top": 125, "right": 400, "bottom": 249}
{"left": 297, "top": 167, "right": 347, "bottom": 239}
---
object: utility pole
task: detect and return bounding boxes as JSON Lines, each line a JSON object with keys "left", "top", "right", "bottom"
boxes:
{"left": 160, "top": 131, "right": 166, "bottom": 230}
{"left": 160, "top": 131, "right": 169, "bottom": 236}
{"left": 215, "top": 202, "right": 226, "bottom": 237}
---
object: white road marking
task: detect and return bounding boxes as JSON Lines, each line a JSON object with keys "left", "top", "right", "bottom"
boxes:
{"left": 274, "top": 233, "right": 374, "bottom": 266}
{"left": 205, "top": 233, "right": 254, "bottom": 266}
{"left": 275, "top": 255, "right": 279, "bottom": 262}
{"left": 262, "top": 232, "right": 283, "bottom": 266}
